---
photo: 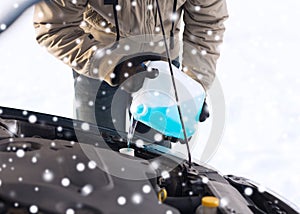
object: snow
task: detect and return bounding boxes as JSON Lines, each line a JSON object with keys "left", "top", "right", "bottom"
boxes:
{"left": 0, "top": 1, "right": 299, "bottom": 209}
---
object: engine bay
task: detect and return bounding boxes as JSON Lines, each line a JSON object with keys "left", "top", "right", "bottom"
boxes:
{"left": 0, "top": 107, "right": 298, "bottom": 214}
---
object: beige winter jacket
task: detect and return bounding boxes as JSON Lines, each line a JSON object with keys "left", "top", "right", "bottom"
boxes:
{"left": 33, "top": 0, "right": 228, "bottom": 90}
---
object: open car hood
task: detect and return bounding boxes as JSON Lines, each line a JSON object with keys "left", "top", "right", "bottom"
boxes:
{"left": 0, "top": 106, "right": 299, "bottom": 214}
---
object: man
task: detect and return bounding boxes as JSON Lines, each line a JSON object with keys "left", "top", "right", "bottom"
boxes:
{"left": 33, "top": 0, "right": 228, "bottom": 143}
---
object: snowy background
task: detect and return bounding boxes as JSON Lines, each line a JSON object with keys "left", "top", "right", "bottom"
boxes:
{"left": 0, "top": 0, "right": 300, "bottom": 209}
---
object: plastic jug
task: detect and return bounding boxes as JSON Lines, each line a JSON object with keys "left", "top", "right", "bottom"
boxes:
{"left": 129, "top": 61, "right": 206, "bottom": 139}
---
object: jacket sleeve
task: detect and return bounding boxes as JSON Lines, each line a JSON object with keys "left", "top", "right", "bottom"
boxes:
{"left": 182, "top": 0, "right": 228, "bottom": 91}
{"left": 33, "top": 0, "right": 104, "bottom": 76}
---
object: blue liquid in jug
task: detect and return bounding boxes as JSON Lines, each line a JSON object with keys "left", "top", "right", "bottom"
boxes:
{"left": 132, "top": 103, "right": 202, "bottom": 139}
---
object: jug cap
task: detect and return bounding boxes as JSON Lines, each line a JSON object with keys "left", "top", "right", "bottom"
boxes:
{"left": 131, "top": 103, "right": 148, "bottom": 117}
{"left": 202, "top": 196, "right": 219, "bottom": 208}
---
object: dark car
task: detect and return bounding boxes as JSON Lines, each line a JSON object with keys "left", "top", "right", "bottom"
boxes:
{"left": 0, "top": 106, "right": 299, "bottom": 213}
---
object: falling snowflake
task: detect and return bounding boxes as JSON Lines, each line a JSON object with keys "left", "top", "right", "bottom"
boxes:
{"left": 13, "top": 3, "right": 19, "bottom": 8}
{"left": 161, "top": 171, "right": 170, "bottom": 179}
{"left": 147, "top": 4, "right": 153, "bottom": 10}
{"left": 150, "top": 161, "right": 159, "bottom": 170}
{"left": 194, "top": 6, "right": 201, "bottom": 11}
{"left": 202, "top": 176, "right": 209, "bottom": 184}
{"left": 200, "top": 50, "right": 207, "bottom": 55}
{"left": 124, "top": 45, "right": 130, "bottom": 51}
{"left": 42, "top": 169, "right": 54, "bottom": 182}
{"left": 244, "top": 187, "right": 253, "bottom": 196}
{"left": 214, "top": 35, "right": 220, "bottom": 41}
{"left": 37, "top": 12, "right": 44, "bottom": 18}
{"left": 88, "top": 101, "right": 94, "bottom": 106}
{"left": 28, "top": 115, "right": 37, "bottom": 124}
{"left": 65, "top": 208, "right": 75, "bottom": 214}
{"left": 117, "top": 196, "right": 126, "bottom": 205}
{"left": 207, "top": 30, "right": 213, "bottom": 36}
{"left": 132, "top": 193, "right": 143, "bottom": 204}
{"left": 131, "top": 1, "right": 137, "bottom": 6}
{"left": 16, "top": 149, "right": 25, "bottom": 158}
{"left": 81, "top": 122, "right": 90, "bottom": 131}
{"left": 61, "top": 178, "right": 71, "bottom": 187}
{"left": 71, "top": 0, "right": 77, "bottom": 4}
{"left": 57, "top": 126, "right": 63, "bottom": 132}
{"left": 80, "top": 21, "right": 87, "bottom": 28}
{"left": 31, "top": 156, "right": 38, "bottom": 164}
{"left": 191, "top": 49, "right": 197, "bottom": 55}
{"left": 105, "top": 49, "right": 112, "bottom": 55}
{"left": 71, "top": 61, "right": 78, "bottom": 67}
{"left": 76, "top": 163, "right": 85, "bottom": 172}
{"left": 0, "top": 24, "right": 7, "bottom": 31}
{"left": 80, "top": 184, "right": 93, "bottom": 196}
{"left": 29, "top": 205, "right": 38, "bottom": 214}
{"left": 135, "top": 139, "right": 144, "bottom": 148}
{"left": 115, "top": 5, "right": 122, "bottom": 11}
{"left": 34, "top": 187, "right": 39, "bottom": 192}
{"left": 52, "top": 117, "right": 58, "bottom": 122}
{"left": 18, "top": 177, "right": 23, "bottom": 182}
{"left": 92, "top": 68, "right": 99, "bottom": 74}
{"left": 63, "top": 57, "right": 69, "bottom": 63}
{"left": 45, "top": 23, "right": 52, "bottom": 29}
{"left": 88, "top": 160, "right": 97, "bottom": 169}
{"left": 105, "top": 28, "right": 111, "bottom": 33}
{"left": 220, "top": 197, "right": 229, "bottom": 207}
{"left": 0, "top": 109, "right": 2, "bottom": 114}
{"left": 154, "top": 133, "right": 163, "bottom": 142}
{"left": 110, "top": 73, "right": 116, "bottom": 79}
{"left": 101, "top": 21, "right": 106, "bottom": 27}
{"left": 142, "top": 185, "right": 151, "bottom": 194}
{"left": 75, "top": 38, "right": 81, "bottom": 44}
{"left": 153, "top": 91, "right": 160, "bottom": 96}
{"left": 170, "top": 13, "right": 178, "bottom": 21}
{"left": 197, "top": 74, "right": 204, "bottom": 80}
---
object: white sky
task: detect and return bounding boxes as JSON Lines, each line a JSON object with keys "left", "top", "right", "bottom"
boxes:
{"left": 0, "top": 0, "right": 299, "bottom": 209}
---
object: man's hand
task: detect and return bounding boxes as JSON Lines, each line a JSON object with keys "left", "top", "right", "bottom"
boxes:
{"left": 112, "top": 58, "right": 159, "bottom": 93}
{"left": 199, "top": 99, "right": 209, "bottom": 122}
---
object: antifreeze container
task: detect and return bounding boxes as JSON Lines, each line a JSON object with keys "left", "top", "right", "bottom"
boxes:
{"left": 130, "top": 61, "right": 206, "bottom": 139}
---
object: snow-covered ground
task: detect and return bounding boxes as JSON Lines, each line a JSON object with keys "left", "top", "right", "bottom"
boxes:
{"left": 0, "top": 0, "right": 300, "bottom": 209}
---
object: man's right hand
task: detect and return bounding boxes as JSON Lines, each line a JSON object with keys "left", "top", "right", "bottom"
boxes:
{"left": 112, "top": 58, "right": 159, "bottom": 93}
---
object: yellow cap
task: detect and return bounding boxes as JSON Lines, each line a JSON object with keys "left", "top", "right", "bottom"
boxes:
{"left": 202, "top": 196, "right": 219, "bottom": 208}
